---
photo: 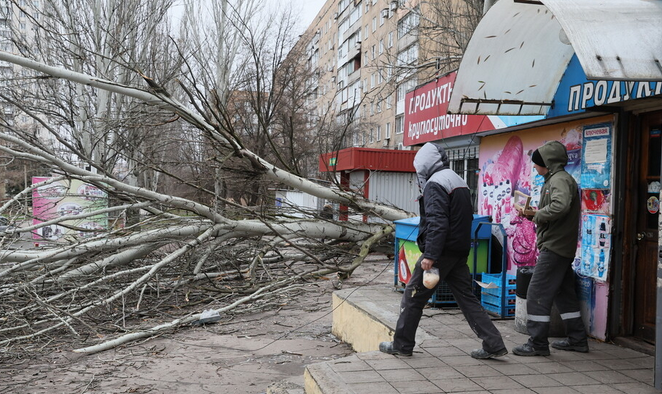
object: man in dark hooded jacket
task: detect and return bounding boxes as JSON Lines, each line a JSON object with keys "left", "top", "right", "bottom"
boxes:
{"left": 379, "top": 143, "right": 507, "bottom": 359}
{"left": 513, "top": 140, "right": 588, "bottom": 356}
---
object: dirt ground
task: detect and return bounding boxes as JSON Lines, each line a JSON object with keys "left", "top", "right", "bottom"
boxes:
{"left": 0, "top": 255, "right": 395, "bottom": 394}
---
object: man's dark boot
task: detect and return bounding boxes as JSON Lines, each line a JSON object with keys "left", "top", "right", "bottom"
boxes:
{"left": 512, "top": 343, "right": 550, "bottom": 356}
{"left": 379, "top": 341, "right": 412, "bottom": 356}
{"left": 551, "top": 339, "right": 589, "bottom": 353}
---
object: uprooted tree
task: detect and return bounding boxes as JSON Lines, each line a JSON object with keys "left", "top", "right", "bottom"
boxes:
{"left": 0, "top": 0, "right": 413, "bottom": 356}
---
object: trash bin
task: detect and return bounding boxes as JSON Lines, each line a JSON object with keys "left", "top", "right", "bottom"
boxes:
{"left": 393, "top": 215, "right": 491, "bottom": 306}
{"left": 514, "top": 266, "right": 564, "bottom": 336}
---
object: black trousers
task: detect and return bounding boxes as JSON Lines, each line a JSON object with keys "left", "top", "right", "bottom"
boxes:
{"left": 526, "top": 249, "right": 587, "bottom": 349}
{"left": 393, "top": 254, "right": 506, "bottom": 354}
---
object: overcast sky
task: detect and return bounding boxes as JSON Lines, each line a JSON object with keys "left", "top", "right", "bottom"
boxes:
{"left": 280, "top": 0, "right": 327, "bottom": 34}
{"left": 170, "top": 0, "right": 327, "bottom": 35}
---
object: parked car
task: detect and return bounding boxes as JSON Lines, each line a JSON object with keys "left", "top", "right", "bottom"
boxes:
{"left": 0, "top": 216, "right": 19, "bottom": 240}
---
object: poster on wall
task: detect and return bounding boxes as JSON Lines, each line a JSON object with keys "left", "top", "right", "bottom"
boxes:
{"left": 581, "top": 123, "right": 612, "bottom": 189}
{"left": 478, "top": 117, "right": 614, "bottom": 341}
{"left": 32, "top": 177, "right": 108, "bottom": 244}
{"left": 576, "top": 276, "right": 595, "bottom": 333}
{"left": 581, "top": 189, "right": 611, "bottom": 213}
{"left": 577, "top": 214, "right": 611, "bottom": 281}
{"left": 478, "top": 122, "right": 584, "bottom": 270}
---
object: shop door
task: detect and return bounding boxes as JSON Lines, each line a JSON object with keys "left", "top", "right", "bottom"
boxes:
{"left": 634, "top": 111, "right": 662, "bottom": 343}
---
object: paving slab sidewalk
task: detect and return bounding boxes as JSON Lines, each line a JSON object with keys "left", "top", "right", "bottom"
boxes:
{"left": 304, "top": 284, "right": 658, "bottom": 394}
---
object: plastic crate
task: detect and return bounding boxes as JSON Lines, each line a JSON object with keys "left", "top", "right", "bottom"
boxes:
{"left": 481, "top": 272, "right": 516, "bottom": 288}
{"left": 430, "top": 280, "right": 455, "bottom": 305}
{"left": 481, "top": 284, "right": 517, "bottom": 297}
{"left": 483, "top": 301, "right": 515, "bottom": 317}
{"left": 480, "top": 272, "right": 516, "bottom": 317}
{"left": 481, "top": 292, "right": 516, "bottom": 306}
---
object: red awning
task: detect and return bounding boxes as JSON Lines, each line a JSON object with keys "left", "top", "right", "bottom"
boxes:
{"left": 319, "top": 148, "right": 417, "bottom": 173}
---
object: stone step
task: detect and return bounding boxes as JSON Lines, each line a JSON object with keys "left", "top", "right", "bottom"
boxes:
{"left": 302, "top": 285, "right": 432, "bottom": 394}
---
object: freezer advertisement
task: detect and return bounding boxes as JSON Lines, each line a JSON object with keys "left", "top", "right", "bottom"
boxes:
{"left": 477, "top": 114, "right": 615, "bottom": 340}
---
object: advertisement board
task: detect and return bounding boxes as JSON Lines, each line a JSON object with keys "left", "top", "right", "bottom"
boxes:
{"left": 403, "top": 72, "right": 542, "bottom": 146}
{"left": 477, "top": 115, "right": 615, "bottom": 340}
{"left": 32, "top": 177, "right": 108, "bottom": 244}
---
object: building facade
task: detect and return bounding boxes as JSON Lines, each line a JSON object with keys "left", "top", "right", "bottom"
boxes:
{"left": 296, "top": 0, "right": 487, "bottom": 208}
{"left": 0, "top": 0, "right": 48, "bottom": 200}
{"left": 300, "top": 0, "right": 478, "bottom": 152}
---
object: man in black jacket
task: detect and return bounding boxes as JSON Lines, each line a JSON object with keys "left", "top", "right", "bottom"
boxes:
{"left": 380, "top": 143, "right": 507, "bottom": 359}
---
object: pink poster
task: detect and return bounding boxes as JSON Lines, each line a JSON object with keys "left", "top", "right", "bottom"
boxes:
{"left": 478, "top": 121, "right": 585, "bottom": 270}
{"left": 32, "top": 177, "right": 108, "bottom": 244}
{"left": 478, "top": 116, "right": 614, "bottom": 340}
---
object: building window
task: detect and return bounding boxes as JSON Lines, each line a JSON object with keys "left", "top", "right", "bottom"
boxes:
{"left": 397, "top": 43, "right": 418, "bottom": 66}
{"left": 388, "top": 31, "right": 394, "bottom": 48}
{"left": 379, "top": 39, "right": 384, "bottom": 54}
{"left": 397, "top": 9, "right": 420, "bottom": 39}
{"left": 386, "top": 122, "right": 392, "bottom": 139}
{"left": 396, "top": 78, "right": 417, "bottom": 106}
{"left": 376, "top": 125, "right": 382, "bottom": 140}
{"left": 395, "top": 115, "right": 404, "bottom": 134}
{"left": 372, "top": 17, "right": 377, "bottom": 32}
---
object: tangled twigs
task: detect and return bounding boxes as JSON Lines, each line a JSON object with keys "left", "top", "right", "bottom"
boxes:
{"left": 72, "top": 224, "right": 394, "bottom": 354}
{"left": 0, "top": 221, "right": 395, "bottom": 355}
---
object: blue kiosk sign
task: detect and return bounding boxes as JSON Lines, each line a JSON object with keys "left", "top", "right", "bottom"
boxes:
{"left": 549, "top": 55, "right": 662, "bottom": 118}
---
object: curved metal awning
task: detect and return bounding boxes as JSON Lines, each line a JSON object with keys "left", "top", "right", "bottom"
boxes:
{"left": 448, "top": 0, "right": 662, "bottom": 116}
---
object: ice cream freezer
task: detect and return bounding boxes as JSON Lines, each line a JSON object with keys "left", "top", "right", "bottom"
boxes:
{"left": 393, "top": 215, "right": 494, "bottom": 305}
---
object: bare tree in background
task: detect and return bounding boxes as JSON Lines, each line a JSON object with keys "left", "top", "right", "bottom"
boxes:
{"left": 0, "top": 0, "right": 411, "bottom": 356}
{"left": 373, "top": 0, "right": 483, "bottom": 94}
{"left": 419, "top": 0, "right": 483, "bottom": 74}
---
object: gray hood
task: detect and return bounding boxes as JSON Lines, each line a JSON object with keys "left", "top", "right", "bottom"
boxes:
{"left": 537, "top": 140, "right": 568, "bottom": 174}
{"left": 413, "top": 143, "right": 449, "bottom": 192}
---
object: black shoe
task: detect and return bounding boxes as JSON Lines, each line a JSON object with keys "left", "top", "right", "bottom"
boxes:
{"left": 512, "top": 343, "right": 550, "bottom": 356}
{"left": 379, "top": 341, "right": 412, "bottom": 356}
{"left": 470, "top": 348, "right": 508, "bottom": 359}
{"left": 551, "top": 339, "right": 589, "bottom": 353}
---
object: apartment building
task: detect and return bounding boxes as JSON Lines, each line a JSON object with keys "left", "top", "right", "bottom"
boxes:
{"left": 0, "top": 0, "right": 47, "bottom": 199}
{"left": 300, "top": 0, "right": 472, "bottom": 153}
{"left": 0, "top": 0, "right": 42, "bottom": 128}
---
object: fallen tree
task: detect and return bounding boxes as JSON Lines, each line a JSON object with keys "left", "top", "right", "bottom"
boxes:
{"left": 0, "top": 1, "right": 413, "bottom": 356}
